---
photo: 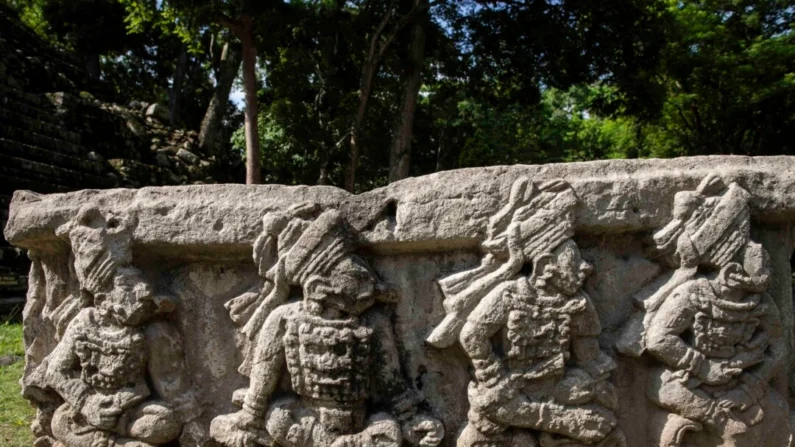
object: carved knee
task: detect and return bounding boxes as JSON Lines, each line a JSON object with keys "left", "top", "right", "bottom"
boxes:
{"left": 51, "top": 403, "right": 109, "bottom": 447}
{"left": 648, "top": 410, "right": 702, "bottom": 447}
{"left": 125, "top": 401, "right": 180, "bottom": 444}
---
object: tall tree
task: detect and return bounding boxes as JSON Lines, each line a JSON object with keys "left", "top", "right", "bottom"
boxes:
{"left": 122, "top": 0, "right": 287, "bottom": 184}
{"left": 217, "top": 12, "right": 261, "bottom": 183}
{"left": 199, "top": 37, "right": 242, "bottom": 156}
{"left": 388, "top": 0, "right": 428, "bottom": 183}
{"left": 644, "top": 0, "right": 795, "bottom": 156}
{"left": 345, "top": 0, "right": 429, "bottom": 192}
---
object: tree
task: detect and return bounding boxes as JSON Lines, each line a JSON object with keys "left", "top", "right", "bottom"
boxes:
{"left": 388, "top": 0, "right": 429, "bottom": 183}
{"left": 122, "top": 0, "right": 290, "bottom": 184}
{"left": 640, "top": 0, "right": 795, "bottom": 156}
{"left": 41, "top": 0, "right": 130, "bottom": 78}
{"left": 344, "top": 0, "right": 430, "bottom": 191}
{"left": 199, "top": 37, "right": 243, "bottom": 156}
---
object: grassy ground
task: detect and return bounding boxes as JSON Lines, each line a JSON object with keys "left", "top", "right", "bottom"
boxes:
{"left": 0, "top": 322, "right": 34, "bottom": 447}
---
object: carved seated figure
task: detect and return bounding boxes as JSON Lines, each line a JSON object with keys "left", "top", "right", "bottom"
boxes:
{"left": 645, "top": 246, "right": 792, "bottom": 446}
{"left": 458, "top": 238, "right": 622, "bottom": 447}
{"left": 210, "top": 209, "right": 444, "bottom": 447}
{"left": 428, "top": 179, "right": 624, "bottom": 447}
{"left": 619, "top": 175, "right": 794, "bottom": 446}
{"left": 44, "top": 267, "right": 197, "bottom": 447}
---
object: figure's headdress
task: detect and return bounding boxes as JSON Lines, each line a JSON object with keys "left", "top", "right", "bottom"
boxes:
{"left": 235, "top": 205, "right": 357, "bottom": 339}
{"left": 256, "top": 205, "right": 356, "bottom": 287}
{"left": 55, "top": 205, "right": 136, "bottom": 295}
{"left": 652, "top": 174, "right": 751, "bottom": 269}
{"left": 618, "top": 175, "right": 754, "bottom": 357}
{"left": 427, "top": 178, "right": 579, "bottom": 348}
{"left": 482, "top": 178, "right": 578, "bottom": 263}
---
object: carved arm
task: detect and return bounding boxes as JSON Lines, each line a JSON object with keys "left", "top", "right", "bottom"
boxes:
{"left": 44, "top": 311, "right": 92, "bottom": 411}
{"left": 242, "top": 304, "right": 289, "bottom": 418}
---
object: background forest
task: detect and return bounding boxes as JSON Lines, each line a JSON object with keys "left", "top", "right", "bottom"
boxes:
{"left": 5, "top": 0, "right": 794, "bottom": 192}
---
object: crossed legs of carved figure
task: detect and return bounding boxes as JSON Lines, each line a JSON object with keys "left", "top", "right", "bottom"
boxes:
{"left": 648, "top": 367, "right": 792, "bottom": 447}
{"left": 265, "top": 397, "right": 401, "bottom": 447}
{"left": 211, "top": 396, "right": 402, "bottom": 447}
{"left": 51, "top": 401, "right": 181, "bottom": 447}
{"left": 460, "top": 392, "right": 620, "bottom": 447}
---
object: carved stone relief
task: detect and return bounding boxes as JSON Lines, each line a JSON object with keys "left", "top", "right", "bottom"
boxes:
{"left": 22, "top": 206, "right": 201, "bottom": 447}
{"left": 428, "top": 178, "right": 624, "bottom": 447}
{"left": 210, "top": 206, "right": 444, "bottom": 447}
{"left": 618, "top": 175, "right": 793, "bottom": 446}
{"left": 5, "top": 157, "right": 795, "bottom": 446}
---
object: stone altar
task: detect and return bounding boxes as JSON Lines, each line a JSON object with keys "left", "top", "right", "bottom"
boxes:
{"left": 5, "top": 156, "right": 795, "bottom": 447}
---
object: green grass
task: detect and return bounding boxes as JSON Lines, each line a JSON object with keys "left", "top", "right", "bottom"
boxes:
{"left": 0, "top": 322, "right": 34, "bottom": 447}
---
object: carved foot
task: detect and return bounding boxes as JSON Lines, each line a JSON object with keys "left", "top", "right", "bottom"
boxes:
{"left": 210, "top": 411, "right": 272, "bottom": 447}
{"left": 456, "top": 422, "right": 539, "bottom": 447}
{"left": 329, "top": 413, "right": 401, "bottom": 447}
{"left": 649, "top": 412, "right": 702, "bottom": 447}
{"left": 540, "top": 403, "right": 617, "bottom": 444}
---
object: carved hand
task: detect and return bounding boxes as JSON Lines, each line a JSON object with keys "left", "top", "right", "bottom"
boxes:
{"left": 505, "top": 224, "right": 525, "bottom": 271}
{"left": 700, "top": 359, "right": 743, "bottom": 385}
{"left": 403, "top": 414, "right": 445, "bottom": 447}
{"left": 81, "top": 393, "right": 122, "bottom": 430}
{"left": 729, "top": 346, "right": 766, "bottom": 370}
{"left": 716, "top": 388, "right": 755, "bottom": 412}
{"left": 472, "top": 354, "right": 505, "bottom": 387}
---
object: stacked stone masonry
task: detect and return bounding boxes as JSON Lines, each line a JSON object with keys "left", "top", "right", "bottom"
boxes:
{"left": 0, "top": 4, "right": 232, "bottom": 309}
{"left": 5, "top": 156, "right": 795, "bottom": 446}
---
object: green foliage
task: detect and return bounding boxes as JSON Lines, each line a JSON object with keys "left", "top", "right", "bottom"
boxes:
{"left": 8, "top": 0, "right": 795, "bottom": 188}
{"left": 5, "top": 0, "right": 49, "bottom": 39}
{"left": 119, "top": 0, "right": 202, "bottom": 53}
{"left": 634, "top": 0, "right": 795, "bottom": 156}
{"left": 0, "top": 323, "right": 33, "bottom": 447}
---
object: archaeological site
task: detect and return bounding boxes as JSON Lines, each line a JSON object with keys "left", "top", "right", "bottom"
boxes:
{"left": 5, "top": 156, "right": 795, "bottom": 446}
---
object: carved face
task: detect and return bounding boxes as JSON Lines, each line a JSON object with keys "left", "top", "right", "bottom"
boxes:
{"left": 536, "top": 240, "right": 593, "bottom": 297}
{"left": 719, "top": 241, "right": 772, "bottom": 293}
{"left": 96, "top": 267, "right": 156, "bottom": 326}
{"left": 305, "top": 256, "right": 377, "bottom": 316}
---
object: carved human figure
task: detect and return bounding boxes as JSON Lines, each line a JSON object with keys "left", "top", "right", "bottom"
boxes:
{"left": 428, "top": 179, "right": 624, "bottom": 447}
{"left": 211, "top": 206, "right": 444, "bottom": 447}
{"left": 33, "top": 206, "right": 201, "bottom": 447}
{"left": 618, "top": 175, "right": 793, "bottom": 446}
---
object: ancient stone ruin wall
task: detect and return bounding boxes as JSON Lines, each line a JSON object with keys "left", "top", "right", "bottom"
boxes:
{"left": 0, "top": 4, "right": 234, "bottom": 311}
{"left": 5, "top": 156, "right": 795, "bottom": 446}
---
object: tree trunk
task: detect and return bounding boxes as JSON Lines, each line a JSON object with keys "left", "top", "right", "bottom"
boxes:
{"left": 169, "top": 44, "right": 189, "bottom": 127}
{"left": 240, "top": 17, "right": 261, "bottom": 184}
{"left": 344, "top": 3, "right": 427, "bottom": 191}
{"left": 82, "top": 51, "right": 100, "bottom": 80}
{"left": 345, "top": 63, "right": 376, "bottom": 192}
{"left": 388, "top": 0, "right": 427, "bottom": 183}
{"left": 218, "top": 13, "right": 260, "bottom": 184}
{"left": 199, "top": 41, "right": 243, "bottom": 157}
{"left": 344, "top": 7, "right": 397, "bottom": 193}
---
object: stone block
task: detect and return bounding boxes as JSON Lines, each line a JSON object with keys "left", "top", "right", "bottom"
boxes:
{"left": 177, "top": 148, "right": 200, "bottom": 165}
{"left": 5, "top": 156, "right": 795, "bottom": 446}
{"left": 146, "top": 103, "right": 170, "bottom": 124}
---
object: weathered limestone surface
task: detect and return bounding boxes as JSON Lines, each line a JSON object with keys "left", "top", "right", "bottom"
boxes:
{"left": 5, "top": 156, "right": 795, "bottom": 446}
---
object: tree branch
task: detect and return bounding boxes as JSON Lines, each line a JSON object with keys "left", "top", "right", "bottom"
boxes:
{"left": 377, "top": 1, "right": 430, "bottom": 60}
{"left": 216, "top": 14, "right": 243, "bottom": 37}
